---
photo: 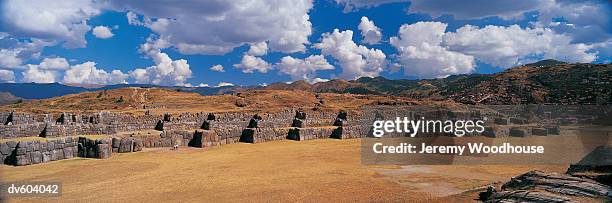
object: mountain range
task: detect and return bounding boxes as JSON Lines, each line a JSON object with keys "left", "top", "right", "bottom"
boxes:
{"left": 1, "top": 60, "right": 610, "bottom": 105}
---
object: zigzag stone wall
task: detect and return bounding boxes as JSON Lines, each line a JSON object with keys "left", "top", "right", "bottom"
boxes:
{"left": 1, "top": 105, "right": 590, "bottom": 167}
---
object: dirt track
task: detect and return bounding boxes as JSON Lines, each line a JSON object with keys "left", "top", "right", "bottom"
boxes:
{"left": 0, "top": 139, "right": 565, "bottom": 202}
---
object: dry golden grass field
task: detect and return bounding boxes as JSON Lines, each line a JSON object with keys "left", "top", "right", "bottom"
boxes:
{"left": 0, "top": 139, "right": 566, "bottom": 202}
{"left": 1, "top": 88, "right": 424, "bottom": 115}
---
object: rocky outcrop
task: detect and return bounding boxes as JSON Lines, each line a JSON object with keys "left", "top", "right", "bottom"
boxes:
{"left": 481, "top": 170, "right": 612, "bottom": 202}
{"left": 502, "top": 170, "right": 611, "bottom": 197}
{"left": 484, "top": 190, "right": 575, "bottom": 203}
{"left": 567, "top": 146, "right": 612, "bottom": 186}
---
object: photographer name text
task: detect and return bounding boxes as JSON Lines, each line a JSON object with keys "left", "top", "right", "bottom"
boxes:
{"left": 372, "top": 142, "right": 544, "bottom": 156}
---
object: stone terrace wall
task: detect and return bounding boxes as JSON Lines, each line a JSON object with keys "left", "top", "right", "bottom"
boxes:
{"left": 1, "top": 137, "right": 78, "bottom": 166}
{"left": 2, "top": 105, "right": 591, "bottom": 167}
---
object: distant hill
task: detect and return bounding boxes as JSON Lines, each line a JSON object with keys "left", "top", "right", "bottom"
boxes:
{"left": 0, "top": 92, "right": 22, "bottom": 105}
{"left": 263, "top": 60, "right": 612, "bottom": 105}
{"left": 0, "top": 83, "right": 88, "bottom": 99}
{"left": 2, "top": 60, "right": 610, "bottom": 105}
{"left": 524, "top": 59, "right": 567, "bottom": 67}
{"left": 0, "top": 82, "right": 245, "bottom": 100}
{"left": 264, "top": 80, "right": 314, "bottom": 91}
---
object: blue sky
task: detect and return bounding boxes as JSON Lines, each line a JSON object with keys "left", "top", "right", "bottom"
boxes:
{"left": 0, "top": 0, "right": 610, "bottom": 86}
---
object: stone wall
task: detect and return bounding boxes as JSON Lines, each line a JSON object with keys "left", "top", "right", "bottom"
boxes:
{"left": 2, "top": 105, "right": 600, "bottom": 167}
{"left": 1, "top": 137, "right": 78, "bottom": 166}
{"left": 78, "top": 137, "right": 113, "bottom": 158}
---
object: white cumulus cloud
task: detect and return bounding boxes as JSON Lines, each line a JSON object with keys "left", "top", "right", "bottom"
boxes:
{"left": 38, "top": 57, "right": 70, "bottom": 70}
{"left": 128, "top": 37, "right": 193, "bottom": 86}
{"left": 128, "top": 52, "right": 192, "bottom": 86}
{"left": 358, "top": 17, "right": 382, "bottom": 44}
{"left": 0, "top": 36, "right": 54, "bottom": 69}
{"left": 390, "top": 22, "right": 475, "bottom": 78}
{"left": 209, "top": 64, "right": 225, "bottom": 72}
{"left": 216, "top": 82, "right": 234, "bottom": 87}
{"left": 276, "top": 55, "right": 334, "bottom": 83}
{"left": 22, "top": 64, "right": 58, "bottom": 83}
{"left": 247, "top": 41, "right": 268, "bottom": 56}
{"left": 92, "top": 26, "right": 114, "bottom": 39}
{"left": 390, "top": 21, "right": 599, "bottom": 79}
{"left": 1, "top": 0, "right": 102, "bottom": 48}
{"left": 233, "top": 54, "right": 272, "bottom": 73}
{"left": 63, "top": 61, "right": 127, "bottom": 84}
{"left": 314, "top": 29, "right": 386, "bottom": 80}
{"left": 443, "top": 24, "right": 597, "bottom": 67}
{"left": 0, "top": 70, "right": 16, "bottom": 83}
{"left": 111, "top": 0, "right": 313, "bottom": 55}
{"left": 20, "top": 57, "right": 127, "bottom": 84}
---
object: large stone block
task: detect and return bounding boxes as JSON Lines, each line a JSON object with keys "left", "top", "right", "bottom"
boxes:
{"left": 333, "top": 118, "right": 346, "bottom": 126}
{"left": 287, "top": 128, "right": 301, "bottom": 141}
{"left": 39, "top": 142, "right": 48, "bottom": 151}
{"left": 42, "top": 152, "right": 51, "bottom": 163}
{"left": 546, "top": 126, "right": 560, "bottom": 135}
{"left": 87, "top": 146, "right": 96, "bottom": 158}
{"left": 119, "top": 138, "right": 133, "bottom": 153}
{"left": 200, "top": 121, "right": 210, "bottom": 130}
{"left": 112, "top": 137, "right": 121, "bottom": 148}
{"left": 247, "top": 118, "right": 259, "bottom": 128}
{"left": 509, "top": 127, "right": 530, "bottom": 137}
{"left": 532, "top": 128, "right": 547, "bottom": 136}
{"left": 15, "top": 148, "right": 26, "bottom": 155}
{"left": 96, "top": 144, "right": 111, "bottom": 159}
{"left": 63, "top": 147, "right": 73, "bottom": 159}
{"left": 0, "top": 142, "right": 9, "bottom": 155}
{"left": 47, "top": 141, "right": 55, "bottom": 150}
{"left": 482, "top": 127, "right": 498, "bottom": 138}
{"left": 6, "top": 141, "right": 17, "bottom": 148}
{"left": 509, "top": 117, "right": 528, "bottom": 125}
{"left": 239, "top": 129, "right": 256, "bottom": 143}
{"left": 31, "top": 151, "right": 42, "bottom": 164}
{"left": 77, "top": 143, "right": 86, "bottom": 157}
{"left": 133, "top": 139, "right": 143, "bottom": 152}
{"left": 163, "top": 113, "right": 171, "bottom": 122}
{"left": 337, "top": 111, "right": 347, "bottom": 120}
{"left": 494, "top": 118, "right": 508, "bottom": 125}
{"left": 291, "top": 118, "right": 304, "bottom": 128}
{"left": 190, "top": 130, "right": 218, "bottom": 148}
{"left": 18, "top": 141, "right": 29, "bottom": 151}
{"left": 330, "top": 127, "right": 343, "bottom": 139}
{"left": 155, "top": 120, "right": 164, "bottom": 131}
{"left": 15, "top": 155, "right": 30, "bottom": 166}
{"left": 295, "top": 111, "right": 307, "bottom": 120}
{"left": 54, "top": 149, "right": 64, "bottom": 160}
{"left": 161, "top": 138, "right": 172, "bottom": 147}
{"left": 207, "top": 113, "right": 216, "bottom": 121}
{"left": 32, "top": 141, "right": 40, "bottom": 151}
{"left": 96, "top": 138, "right": 110, "bottom": 145}
{"left": 72, "top": 146, "right": 78, "bottom": 158}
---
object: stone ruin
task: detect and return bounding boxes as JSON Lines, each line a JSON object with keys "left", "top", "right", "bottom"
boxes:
{"left": 1, "top": 105, "right": 608, "bottom": 167}
{"left": 0, "top": 108, "right": 362, "bottom": 166}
